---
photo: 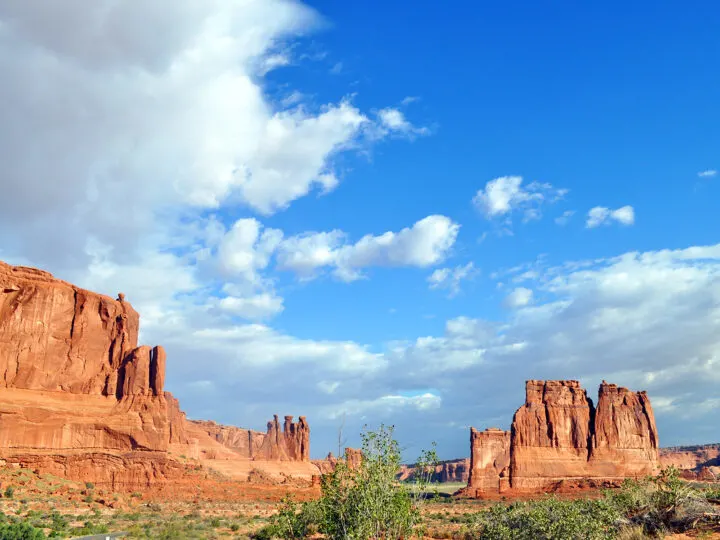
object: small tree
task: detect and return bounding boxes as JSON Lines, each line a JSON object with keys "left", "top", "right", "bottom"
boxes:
{"left": 318, "top": 424, "right": 438, "bottom": 540}
{"left": 256, "top": 424, "right": 438, "bottom": 540}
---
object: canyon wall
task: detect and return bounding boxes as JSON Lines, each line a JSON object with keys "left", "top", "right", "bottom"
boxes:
{"left": 398, "top": 458, "right": 471, "bottom": 483}
{"left": 660, "top": 444, "right": 720, "bottom": 480}
{"left": 0, "top": 261, "right": 313, "bottom": 487}
{"left": 469, "top": 379, "right": 660, "bottom": 495}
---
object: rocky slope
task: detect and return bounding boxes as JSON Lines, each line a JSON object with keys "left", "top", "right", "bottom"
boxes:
{"left": 0, "top": 261, "right": 314, "bottom": 488}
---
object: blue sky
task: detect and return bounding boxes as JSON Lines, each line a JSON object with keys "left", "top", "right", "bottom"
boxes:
{"left": 0, "top": 0, "right": 718, "bottom": 460}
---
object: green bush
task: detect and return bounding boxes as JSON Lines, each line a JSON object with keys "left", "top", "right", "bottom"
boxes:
{"left": 0, "top": 521, "right": 46, "bottom": 540}
{"left": 254, "top": 424, "right": 437, "bottom": 540}
{"left": 463, "top": 497, "right": 622, "bottom": 540}
{"left": 606, "top": 466, "right": 720, "bottom": 534}
{"left": 461, "top": 467, "right": 720, "bottom": 540}
{"left": 3, "top": 487, "right": 14, "bottom": 499}
{"left": 0, "top": 514, "right": 46, "bottom": 540}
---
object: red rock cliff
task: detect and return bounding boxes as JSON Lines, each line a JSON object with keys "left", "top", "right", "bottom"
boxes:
{"left": 510, "top": 380, "right": 595, "bottom": 491}
{"left": 588, "top": 381, "right": 660, "bottom": 478}
{"left": 467, "top": 428, "right": 510, "bottom": 494}
{"left": 470, "top": 380, "right": 661, "bottom": 495}
{"left": 0, "top": 260, "right": 312, "bottom": 487}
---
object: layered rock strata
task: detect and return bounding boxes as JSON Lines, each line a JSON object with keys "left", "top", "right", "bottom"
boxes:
{"left": 189, "top": 415, "right": 309, "bottom": 462}
{"left": 398, "top": 458, "right": 471, "bottom": 483}
{"left": 467, "top": 428, "right": 510, "bottom": 494}
{"left": 469, "top": 380, "right": 660, "bottom": 495}
{"left": 0, "top": 261, "right": 313, "bottom": 487}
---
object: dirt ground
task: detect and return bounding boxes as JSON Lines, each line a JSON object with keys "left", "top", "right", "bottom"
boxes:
{"left": 1, "top": 466, "right": 718, "bottom": 539}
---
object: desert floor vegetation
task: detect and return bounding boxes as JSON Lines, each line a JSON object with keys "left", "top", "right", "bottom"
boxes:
{"left": 0, "top": 435, "right": 718, "bottom": 539}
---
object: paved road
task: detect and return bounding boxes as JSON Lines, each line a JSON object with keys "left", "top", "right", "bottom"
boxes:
{"left": 71, "top": 532, "right": 128, "bottom": 539}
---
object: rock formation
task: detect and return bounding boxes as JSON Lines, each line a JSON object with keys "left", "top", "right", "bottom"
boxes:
{"left": 0, "top": 260, "right": 314, "bottom": 488}
{"left": 345, "top": 447, "right": 363, "bottom": 470}
{"left": 467, "top": 428, "right": 510, "bottom": 494}
{"left": 660, "top": 444, "right": 720, "bottom": 480}
{"left": 188, "top": 415, "right": 309, "bottom": 462}
{"left": 469, "top": 380, "right": 660, "bottom": 495}
{"left": 398, "top": 458, "right": 471, "bottom": 483}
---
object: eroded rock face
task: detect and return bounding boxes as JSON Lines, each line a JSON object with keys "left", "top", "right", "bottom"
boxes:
{"left": 470, "top": 380, "right": 661, "bottom": 495}
{"left": 345, "top": 447, "right": 363, "bottom": 470}
{"left": 397, "top": 458, "right": 471, "bottom": 483}
{"left": 468, "top": 428, "right": 510, "bottom": 494}
{"left": 0, "top": 262, "right": 139, "bottom": 394}
{"left": 255, "top": 415, "right": 310, "bottom": 461}
{"left": 0, "top": 260, "right": 312, "bottom": 487}
{"left": 660, "top": 444, "right": 720, "bottom": 470}
{"left": 588, "top": 382, "right": 660, "bottom": 478}
{"left": 510, "top": 380, "right": 595, "bottom": 491}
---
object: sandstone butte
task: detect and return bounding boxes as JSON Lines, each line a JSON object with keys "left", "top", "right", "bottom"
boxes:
{"left": 466, "top": 380, "right": 661, "bottom": 497}
{"left": 0, "top": 261, "right": 315, "bottom": 489}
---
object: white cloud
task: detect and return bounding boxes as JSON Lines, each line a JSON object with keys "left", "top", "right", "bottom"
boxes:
{"left": 323, "top": 393, "right": 442, "bottom": 420}
{"left": 554, "top": 210, "right": 575, "bottom": 226}
{"left": 276, "top": 215, "right": 460, "bottom": 281}
{"left": 428, "top": 262, "right": 478, "bottom": 297}
{"left": 698, "top": 169, "right": 717, "bottom": 178}
{"left": 586, "top": 205, "right": 635, "bottom": 228}
{"left": 217, "top": 218, "right": 282, "bottom": 282}
{"left": 216, "top": 293, "right": 284, "bottom": 320}
{"left": 473, "top": 176, "right": 567, "bottom": 223}
{"left": 374, "top": 108, "right": 429, "bottom": 138}
{"left": 0, "top": 0, "right": 425, "bottom": 276}
{"left": 504, "top": 287, "right": 534, "bottom": 308}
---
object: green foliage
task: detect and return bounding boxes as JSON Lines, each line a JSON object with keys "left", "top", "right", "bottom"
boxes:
{"left": 605, "top": 466, "right": 720, "bottom": 534}
{"left": 463, "top": 496, "right": 622, "bottom": 540}
{"left": 254, "top": 424, "right": 438, "bottom": 540}
{"left": 71, "top": 520, "right": 109, "bottom": 536}
{"left": 0, "top": 514, "right": 46, "bottom": 540}
{"left": 462, "top": 467, "right": 720, "bottom": 540}
{"left": 84, "top": 482, "right": 94, "bottom": 490}
{"left": 3, "top": 487, "right": 14, "bottom": 499}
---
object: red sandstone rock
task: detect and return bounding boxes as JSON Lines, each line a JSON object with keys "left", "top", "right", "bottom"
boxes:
{"left": 0, "top": 262, "right": 139, "bottom": 394}
{"left": 344, "top": 447, "right": 363, "bottom": 470}
{"left": 470, "top": 380, "right": 661, "bottom": 496}
{"left": 467, "top": 428, "right": 510, "bottom": 494}
{"left": 398, "top": 458, "right": 470, "bottom": 483}
{"left": 660, "top": 444, "right": 720, "bottom": 470}
{"left": 0, "top": 260, "right": 313, "bottom": 487}
{"left": 510, "top": 380, "right": 595, "bottom": 491}
{"left": 588, "top": 381, "right": 660, "bottom": 478}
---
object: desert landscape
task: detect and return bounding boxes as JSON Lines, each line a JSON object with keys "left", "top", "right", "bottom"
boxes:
{"left": 0, "top": 260, "right": 718, "bottom": 538}
{"left": 2, "top": 1, "right": 720, "bottom": 538}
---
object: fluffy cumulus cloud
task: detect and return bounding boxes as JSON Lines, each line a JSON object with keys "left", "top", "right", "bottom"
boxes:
{"left": 428, "top": 262, "right": 478, "bottom": 297}
{"left": 0, "top": 0, "right": 424, "bottom": 272}
{"left": 156, "top": 241, "right": 720, "bottom": 456}
{"left": 275, "top": 215, "right": 460, "bottom": 281}
{"left": 473, "top": 176, "right": 567, "bottom": 224}
{"left": 504, "top": 287, "right": 533, "bottom": 308}
{"left": 586, "top": 205, "right": 635, "bottom": 228}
